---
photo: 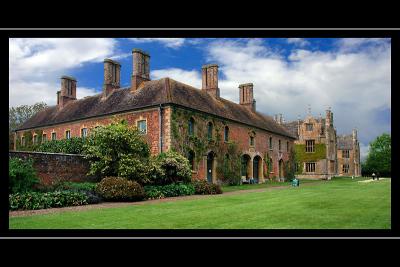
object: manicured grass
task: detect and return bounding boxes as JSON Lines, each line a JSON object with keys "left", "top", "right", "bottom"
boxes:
{"left": 9, "top": 177, "right": 391, "bottom": 229}
{"left": 221, "top": 179, "right": 320, "bottom": 192}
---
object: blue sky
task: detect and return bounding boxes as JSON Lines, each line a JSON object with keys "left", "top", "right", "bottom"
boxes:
{"left": 9, "top": 37, "right": 391, "bottom": 160}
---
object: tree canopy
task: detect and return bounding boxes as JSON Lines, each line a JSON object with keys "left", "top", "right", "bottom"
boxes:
{"left": 9, "top": 102, "right": 48, "bottom": 149}
{"left": 362, "top": 133, "right": 391, "bottom": 177}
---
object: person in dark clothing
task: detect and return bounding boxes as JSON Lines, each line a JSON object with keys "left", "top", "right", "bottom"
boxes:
{"left": 372, "top": 173, "right": 376, "bottom": 180}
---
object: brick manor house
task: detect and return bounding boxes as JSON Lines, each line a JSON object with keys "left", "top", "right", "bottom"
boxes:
{"left": 14, "top": 48, "right": 297, "bottom": 184}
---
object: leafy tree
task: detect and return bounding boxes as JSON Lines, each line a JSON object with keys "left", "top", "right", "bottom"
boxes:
{"left": 285, "top": 147, "right": 296, "bottom": 181}
{"left": 83, "top": 120, "right": 150, "bottom": 179}
{"left": 9, "top": 102, "right": 48, "bottom": 149}
{"left": 364, "top": 133, "right": 391, "bottom": 177}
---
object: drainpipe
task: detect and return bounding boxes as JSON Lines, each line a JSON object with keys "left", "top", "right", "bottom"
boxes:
{"left": 159, "top": 104, "right": 163, "bottom": 153}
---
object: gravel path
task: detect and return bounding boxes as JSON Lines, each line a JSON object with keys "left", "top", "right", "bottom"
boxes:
{"left": 9, "top": 181, "right": 325, "bottom": 218}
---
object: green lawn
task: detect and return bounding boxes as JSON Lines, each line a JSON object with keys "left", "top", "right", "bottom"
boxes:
{"left": 221, "top": 179, "right": 320, "bottom": 192}
{"left": 9, "top": 177, "right": 391, "bottom": 229}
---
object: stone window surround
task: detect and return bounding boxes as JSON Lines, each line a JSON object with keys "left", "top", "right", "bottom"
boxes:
{"left": 135, "top": 117, "right": 148, "bottom": 135}
{"left": 51, "top": 130, "right": 57, "bottom": 141}
{"left": 305, "top": 139, "right": 315, "bottom": 153}
{"left": 305, "top": 162, "right": 316, "bottom": 173}
{"left": 65, "top": 129, "right": 71, "bottom": 139}
{"left": 80, "top": 126, "right": 88, "bottom": 138}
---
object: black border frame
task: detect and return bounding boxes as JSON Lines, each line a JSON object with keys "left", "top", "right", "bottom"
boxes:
{"left": 2, "top": 28, "right": 398, "bottom": 238}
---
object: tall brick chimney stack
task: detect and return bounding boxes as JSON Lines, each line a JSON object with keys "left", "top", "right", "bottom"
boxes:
{"left": 131, "top": 49, "right": 150, "bottom": 92}
{"left": 239, "top": 83, "right": 256, "bottom": 111}
{"left": 103, "top": 58, "right": 121, "bottom": 97}
{"left": 58, "top": 76, "right": 77, "bottom": 108}
{"left": 202, "top": 64, "right": 220, "bottom": 98}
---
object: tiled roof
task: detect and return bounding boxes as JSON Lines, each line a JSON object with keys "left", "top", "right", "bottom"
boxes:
{"left": 17, "top": 78, "right": 296, "bottom": 139}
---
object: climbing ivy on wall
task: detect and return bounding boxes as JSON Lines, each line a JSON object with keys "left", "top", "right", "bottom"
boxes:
{"left": 294, "top": 143, "right": 326, "bottom": 174}
{"left": 15, "top": 130, "right": 43, "bottom": 151}
{"left": 170, "top": 106, "right": 242, "bottom": 184}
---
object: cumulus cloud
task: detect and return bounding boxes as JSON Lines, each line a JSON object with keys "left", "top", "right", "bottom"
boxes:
{"left": 152, "top": 68, "right": 201, "bottom": 88}
{"left": 9, "top": 38, "right": 117, "bottom": 107}
{"left": 152, "top": 38, "right": 391, "bottom": 151}
{"left": 128, "top": 38, "right": 185, "bottom": 48}
{"left": 287, "top": 38, "right": 310, "bottom": 47}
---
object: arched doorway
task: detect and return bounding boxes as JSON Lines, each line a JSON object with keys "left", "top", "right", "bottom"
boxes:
{"left": 207, "top": 151, "right": 216, "bottom": 183}
{"left": 253, "top": 155, "right": 263, "bottom": 183}
{"left": 278, "top": 159, "right": 284, "bottom": 179}
{"left": 241, "top": 154, "right": 251, "bottom": 181}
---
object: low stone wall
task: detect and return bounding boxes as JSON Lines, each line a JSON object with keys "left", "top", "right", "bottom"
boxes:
{"left": 9, "top": 151, "right": 98, "bottom": 185}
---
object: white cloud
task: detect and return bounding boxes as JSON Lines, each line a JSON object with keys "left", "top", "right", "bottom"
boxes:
{"left": 152, "top": 68, "right": 201, "bottom": 88}
{"left": 128, "top": 38, "right": 185, "bottom": 48}
{"left": 336, "top": 38, "right": 391, "bottom": 52}
{"left": 287, "top": 38, "right": 310, "bottom": 47}
{"left": 9, "top": 38, "right": 117, "bottom": 107}
{"left": 151, "top": 38, "right": 391, "bottom": 147}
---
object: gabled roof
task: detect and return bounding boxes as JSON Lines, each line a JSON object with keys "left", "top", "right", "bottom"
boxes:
{"left": 337, "top": 135, "right": 354, "bottom": 150}
{"left": 17, "top": 78, "right": 296, "bottom": 139}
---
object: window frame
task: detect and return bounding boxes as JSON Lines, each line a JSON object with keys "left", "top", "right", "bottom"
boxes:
{"left": 51, "top": 132, "right": 57, "bottom": 141}
{"left": 137, "top": 120, "right": 147, "bottom": 135}
{"left": 188, "top": 118, "right": 195, "bottom": 136}
{"left": 305, "top": 162, "right": 316, "bottom": 173}
{"left": 65, "top": 130, "right": 71, "bottom": 139}
{"left": 305, "top": 140, "right": 315, "bottom": 153}
{"left": 269, "top": 137, "right": 273, "bottom": 150}
{"left": 207, "top": 122, "right": 213, "bottom": 140}
{"left": 224, "top": 126, "right": 229, "bottom": 142}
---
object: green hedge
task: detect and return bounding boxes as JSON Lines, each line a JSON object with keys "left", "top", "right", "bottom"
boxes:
{"left": 34, "top": 137, "right": 86, "bottom": 154}
{"left": 9, "top": 191, "right": 88, "bottom": 211}
{"left": 9, "top": 157, "right": 39, "bottom": 193}
{"left": 144, "top": 183, "right": 195, "bottom": 199}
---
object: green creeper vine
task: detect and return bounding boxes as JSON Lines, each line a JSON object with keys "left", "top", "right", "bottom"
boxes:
{"left": 170, "top": 106, "right": 242, "bottom": 184}
{"left": 294, "top": 143, "right": 326, "bottom": 174}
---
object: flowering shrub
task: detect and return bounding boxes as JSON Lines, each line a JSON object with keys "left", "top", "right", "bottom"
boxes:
{"left": 95, "top": 177, "right": 145, "bottom": 201}
{"left": 153, "top": 151, "right": 192, "bottom": 185}
{"left": 83, "top": 121, "right": 150, "bottom": 178}
{"left": 192, "top": 180, "right": 222, "bottom": 195}
{"left": 9, "top": 191, "right": 88, "bottom": 211}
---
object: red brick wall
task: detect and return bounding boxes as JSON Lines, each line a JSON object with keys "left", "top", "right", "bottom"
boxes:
{"left": 9, "top": 151, "right": 97, "bottom": 186}
{"left": 16, "top": 107, "right": 166, "bottom": 155}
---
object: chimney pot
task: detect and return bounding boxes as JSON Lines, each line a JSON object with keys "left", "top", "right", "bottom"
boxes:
{"left": 202, "top": 64, "right": 219, "bottom": 98}
{"left": 103, "top": 58, "right": 121, "bottom": 97}
{"left": 239, "top": 83, "right": 255, "bottom": 111}
{"left": 131, "top": 48, "right": 151, "bottom": 92}
{"left": 58, "top": 76, "right": 77, "bottom": 108}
